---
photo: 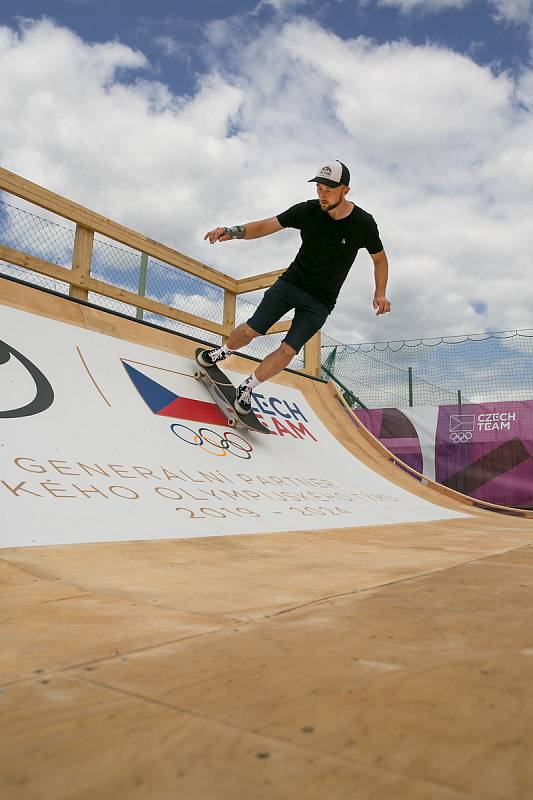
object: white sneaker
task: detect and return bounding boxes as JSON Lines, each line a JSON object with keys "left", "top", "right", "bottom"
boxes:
{"left": 196, "top": 348, "right": 227, "bottom": 368}
{"left": 234, "top": 383, "right": 253, "bottom": 414}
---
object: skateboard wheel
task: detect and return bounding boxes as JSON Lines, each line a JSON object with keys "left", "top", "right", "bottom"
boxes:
{"left": 228, "top": 417, "right": 237, "bottom": 428}
{"left": 194, "top": 370, "right": 202, "bottom": 379}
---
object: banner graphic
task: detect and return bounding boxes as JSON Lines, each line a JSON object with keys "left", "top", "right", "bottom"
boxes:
{"left": 355, "top": 402, "right": 533, "bottom": 509}
{"left": 0, "top": 304, "right": 466, "bottom": 547}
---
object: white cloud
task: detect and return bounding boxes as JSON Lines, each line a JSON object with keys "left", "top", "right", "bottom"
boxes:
{"left": 153, "top": 35, "right": 181, "bottom": 57}
{"left": 0, "top": 15, "right": 532, "bottom": 350}
{"left": 256, "top": 0, "right": 309, "bottom": 11}
{"left": 489, "top": 0, "right": 533, "bottom": 24}
{"left": 370, "top": 0, "right": 469, "bottom": 11}
{"left": 368, "top": 0, "right": 533, "bottom": 30}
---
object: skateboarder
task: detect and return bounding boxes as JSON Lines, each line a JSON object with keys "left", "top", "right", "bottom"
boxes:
{"left": 197, "top": 160, "right": 391, "bottom": 415}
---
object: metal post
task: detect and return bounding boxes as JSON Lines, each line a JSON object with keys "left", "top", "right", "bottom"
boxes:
{"left": 458, "top": 389, "right": 462, "bottom": 406}
{"left": 320, "top": 362, "right": 368, "bottom": 410}
{"left": 408, "top": 366, "right": 414, "bottom": 407}
{"left": 136, "top": 252, "right": 148, "bottom": 320}
{"left": 323, "top": 346, "right": 337, "bottom": 373}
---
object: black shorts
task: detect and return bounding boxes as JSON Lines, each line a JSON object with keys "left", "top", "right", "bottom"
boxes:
{"left": 246, "top": 278, "right": 330, "bottom": 354}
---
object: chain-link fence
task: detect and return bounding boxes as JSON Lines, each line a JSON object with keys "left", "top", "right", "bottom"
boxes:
{"left": 2, "top": 198, "right": 531, "bottom": 404}
{"left": 321, "top": 331, "right": 533, "bottom": 408}
{"left": 0, "top": 198, "right": 304, "bottom": 368}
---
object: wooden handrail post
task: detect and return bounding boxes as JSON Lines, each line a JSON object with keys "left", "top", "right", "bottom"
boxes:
{"left": 304, "top": 331, "right": 322, "bottom": 378}
{"left": 69, "top": 224, "right": 94, "bottom": 301}
{"left": 223, "top": 289, "right": 236, "bottom": 344}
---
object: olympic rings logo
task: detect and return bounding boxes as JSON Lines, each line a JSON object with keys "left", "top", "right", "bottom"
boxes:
{"left": 170, "top": 424, "right": 254, "bottom": 460}
{"left": 450, "top": 432, "right": 473, "bottom": 443}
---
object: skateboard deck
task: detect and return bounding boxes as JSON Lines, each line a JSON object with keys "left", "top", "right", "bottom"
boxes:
{"left": 194, "top": 349, "right": 271, "bottom": 434}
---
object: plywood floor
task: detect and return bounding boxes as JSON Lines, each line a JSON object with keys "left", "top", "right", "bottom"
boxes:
{"left": 3, "top": 520, "right": 533, "bottom": 800}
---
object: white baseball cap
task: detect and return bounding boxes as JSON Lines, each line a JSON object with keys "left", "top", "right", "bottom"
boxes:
{"left": 308, "top": 160, "right": 350, "bottom": 188}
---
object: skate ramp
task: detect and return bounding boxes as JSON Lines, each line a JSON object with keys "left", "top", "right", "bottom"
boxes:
{"left": 3, "top": 277, "right": 533, "bottom": 800}
{"left": 0, "top": 278, "right": 475, "bottom": 550}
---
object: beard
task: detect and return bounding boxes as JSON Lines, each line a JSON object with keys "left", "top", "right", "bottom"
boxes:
{"left": 319, "top": 198, "right": 342, "bottom": 212}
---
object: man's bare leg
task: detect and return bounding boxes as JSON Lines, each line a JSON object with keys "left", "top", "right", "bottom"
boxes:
{"left": 255, "top": 342, "right": 296, "bottom": 382}
{"left": 232, "top": 340, "right": 297, "bottom": 414}
{"left": 225, "top": 323, "right": 260, "bottom": 351}
{"left": 234, "top": 342, "right": 296, "bottom": 414}
{"left": 211, "top": 325, "right": 296, "bottom": 383}
{"left": 226, "top": 325, "right": 295, "bottom": 381}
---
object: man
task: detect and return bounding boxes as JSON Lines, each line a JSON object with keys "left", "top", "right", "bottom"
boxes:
{"left": 197, "top": 160, "right": 391, "bottom": 414}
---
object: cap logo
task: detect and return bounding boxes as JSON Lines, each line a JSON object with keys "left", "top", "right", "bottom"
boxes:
{"left": 308, "top": 160, "right": 349, "bottom": 187}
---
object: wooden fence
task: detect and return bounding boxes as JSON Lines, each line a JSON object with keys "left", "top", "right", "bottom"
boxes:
{"left": 0, "top": 167, "right": 322, "bottom": 377}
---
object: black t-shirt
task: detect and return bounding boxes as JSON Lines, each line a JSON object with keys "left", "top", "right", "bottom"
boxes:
{"left": 276, "top": 200, "right": 383, "bottom": 310}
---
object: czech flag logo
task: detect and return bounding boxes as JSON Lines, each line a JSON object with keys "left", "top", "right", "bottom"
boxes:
{"left": 122, "top": 361, "right": 227, "bottom": 426}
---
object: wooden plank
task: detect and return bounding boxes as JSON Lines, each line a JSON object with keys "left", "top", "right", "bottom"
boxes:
{"left": 69, "top": 224, "right": 94, "bottom": 302}
{"left": 57, "top": 552, "right": 533, "bottom": 800}
{"left": 0, "top": 244, "right": 228, "bottom": 337}
{"left": 0, "top": 167, "right": 237, "bottom": 292}
{"left": 303, "top": 331, "right": 322, "bottom": 377}
{"left": 1, "top": 673, "right": 435, "bottom": 800}
{"left": 6, "top": 546, "right": 533, "bottom": 800}
{"left": 267, "top": 319, "right": 291, "bottom": 335}
{"left": 236, "top": 269, "right": 285, "bottom": 294}
{"left": 86, "top": 275, "right": 228, "bottom": 337}
{"left": 0, "top": 243, "right": 74, "bottom": 285}
{"left": 222, "top": 290, "right": 236, "bottom": 344}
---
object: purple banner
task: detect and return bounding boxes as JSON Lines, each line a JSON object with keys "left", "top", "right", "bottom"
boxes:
{"left": 354, "top": 401, "right": 533, "bottom": 509}
{"left": 354, "top": 408, "right": 424, "bottom": 474}
{"left": 436, "top": 401, "right": 533, "bottom": 509}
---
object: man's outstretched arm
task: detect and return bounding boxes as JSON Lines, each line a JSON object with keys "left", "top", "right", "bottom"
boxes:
{"left": 370, "top": 250, "right": 391, "bottom": 315}
{"left": 204, "top": 217, "right": 283, "bottom": 244}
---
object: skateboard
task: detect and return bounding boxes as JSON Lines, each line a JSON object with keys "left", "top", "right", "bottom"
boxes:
{"left": 194, "top": 348, "right": 271, "bottom": 434}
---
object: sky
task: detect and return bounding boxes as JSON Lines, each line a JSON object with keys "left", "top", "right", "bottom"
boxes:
{"left": 0, "top": 0, "right": 532, "bottom": 345}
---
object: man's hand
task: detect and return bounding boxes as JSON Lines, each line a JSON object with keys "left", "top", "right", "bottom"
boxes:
{"left": 204, "top": 227, "right": 232, "bottom": 244}
{"left": 373, "top": 295, "right": 391, "bottom": 315}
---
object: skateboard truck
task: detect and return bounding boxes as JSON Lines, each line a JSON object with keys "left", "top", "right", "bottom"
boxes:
{"left": 194, "top": 368, "right": 238, "bottom": 428}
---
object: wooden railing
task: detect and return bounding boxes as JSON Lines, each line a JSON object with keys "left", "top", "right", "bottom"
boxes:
{"left": 0, "top": 167, "right": 322, "bottom": 377}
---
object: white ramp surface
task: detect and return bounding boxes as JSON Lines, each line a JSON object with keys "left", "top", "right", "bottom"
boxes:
{"left": 1, "top": 304, "right": 467, "bottom": 547}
